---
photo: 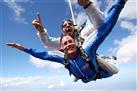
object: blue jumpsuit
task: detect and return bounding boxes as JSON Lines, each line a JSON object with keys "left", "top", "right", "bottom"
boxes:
{"left": 25, "top": 0, "right": 126, "bottom": 83}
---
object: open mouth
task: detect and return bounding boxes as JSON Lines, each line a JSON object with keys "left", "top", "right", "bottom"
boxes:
{"left": 66, "top": 45, "right": 74, "bottom": 51}
{"left": 68, "top": 47, "right": 73, "bottom": 51}
{"left": 66, "top": 29, "right": 72, "bottom": 33}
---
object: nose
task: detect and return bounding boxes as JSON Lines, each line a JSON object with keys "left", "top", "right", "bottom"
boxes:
{"left": 66, "top": 24, "right": 70, "bottom": 28}
{"left": 66, "top": 46, "right": 69, "bottom": 49}
{"left": 66, "top": 44, "right": 71, "bottom": 50}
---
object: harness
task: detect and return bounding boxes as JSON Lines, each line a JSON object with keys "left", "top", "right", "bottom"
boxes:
{"left": 64, "top": 30, "right": 101, "bottom": 81}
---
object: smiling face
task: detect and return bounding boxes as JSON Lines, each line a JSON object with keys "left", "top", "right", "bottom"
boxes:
{"left": 61, "top": 35, "right": 78, "bottom": 58}
{"left": 62, "top": 20, "right": 75, "bottom": 36}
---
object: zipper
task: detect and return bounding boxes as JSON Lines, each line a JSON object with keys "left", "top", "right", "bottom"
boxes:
{"left": 73, "top": 60, "right": 85, "bottom": 77}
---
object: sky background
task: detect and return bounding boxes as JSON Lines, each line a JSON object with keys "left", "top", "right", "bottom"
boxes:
{"left": 0, "top": 0, "right": 137, "bottom": 91}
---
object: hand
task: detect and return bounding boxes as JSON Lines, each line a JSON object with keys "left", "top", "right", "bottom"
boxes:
{"left": 78, "top": 0, "right": 91, "bottom": 7}
{"left": 59, "top": 46, "right": 64, "bottom": 52}
{"left": 6, "top": 43, "right": 26, "bottom": 51}
{"left": 32, "top": 12, "right": 44, "bottom": 33}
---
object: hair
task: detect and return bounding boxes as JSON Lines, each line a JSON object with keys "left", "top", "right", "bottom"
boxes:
{"left": 60, "top": 34, "right": 64, "bottom": 45}
{"left": 60, "top": 34, "right": 74, "bottom": 45}
{"left": 61, "top": 19, "right": 74, "bottom": 29}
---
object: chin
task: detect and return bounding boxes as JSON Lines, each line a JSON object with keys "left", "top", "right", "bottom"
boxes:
{"left": 68, "top": 51, "right": 74, "bottom": 54}
{"left": 68, "top": 50, "right": 77, "bottom": 58}
{"left": 67, "top": 32, "right": 72, "bottom": 36}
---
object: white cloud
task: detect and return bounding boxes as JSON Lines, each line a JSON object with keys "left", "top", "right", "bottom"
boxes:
{"left": 116, "top": 33, "right": 136, "bottom": 63}
{"left": 102, "top": 0, "right": 137, "bottom": 20}
{"left": 120, "top": 21, "right": 136, "bottom": 33}
{"left": 59, "top": 80, "right": 65, "bottom": 87}
{"left": 112, "top": 21, "right": 137, "bottom": 64}
{"left": 1, "top": 76, "right": 66, "bottom": 90}
{"left": 29, "top": 55, "right": 63, "bottom": 69}
{"left": 107, "top": 0, "right": 137, "bottom": 64}
{"left": 4, "top": 0, "right": 28, "bottom": 24}
{"left": 47, "top": 84, "right": 54, "bottom": 89}
{"left": 75, "top": 12, "right": 88, "bottom": 25}
{"left": 1, "top": 67, "right": 136, "bottom": 90}
{"left": 119, "top": 0, "right": 137, "bottom": 20}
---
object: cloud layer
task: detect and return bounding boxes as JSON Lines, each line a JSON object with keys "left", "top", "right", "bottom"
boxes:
{"left": 1, "top": 65, "right": 136, "bottom": 90}
{"left": 119, "top": 0, "right": 137, "bottom": 20}
{"left": 29, "top": 55, "right": 63, "bottom": 69}
{"left": 112, "top": 1, "right": 137, "bottom": 64}
{"left": 1, "top": 76, "right": 67, "bottom": 90}
{"left": 4, "top": 0, "right": 28, "bottom": 24}
{"left": 114, "top": 21, "right": 137, "bottom": 63}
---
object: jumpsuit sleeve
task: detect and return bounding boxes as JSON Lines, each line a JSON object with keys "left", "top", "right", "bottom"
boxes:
{"left": 85, "top": 2, "right": 105, "bottom": 29}
{"left": 24, "top": 48, "right": 64, "bottom": 64}
{"left": 37, "top": 28, "right": 60, "bottom": 49}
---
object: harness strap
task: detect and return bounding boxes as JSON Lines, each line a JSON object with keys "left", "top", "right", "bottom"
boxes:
{"left": 73, "top": 30, "right": 84, "bottom": 46}
{"left": 64, "top": 52, "right": 72, "bottom": 76}
{"left": 79, "top": 46, "right": 101, "bottom": 80}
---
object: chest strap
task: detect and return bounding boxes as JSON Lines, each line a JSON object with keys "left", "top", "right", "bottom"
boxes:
{"left": 79, "top": 46, "right": 101, "bottom": 80}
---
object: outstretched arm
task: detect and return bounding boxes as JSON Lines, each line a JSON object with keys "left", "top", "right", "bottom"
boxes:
{"left": 32, "top": 13, "right": 60, "bottom": 49}
{"left": 6, "top": 43, "right": 26, "bottom": 51}
{"left": 6, "top": 43, "right": 64, "bottom": 64}
{"left": 83, "top": 0, "right": 127, "bottom": 50}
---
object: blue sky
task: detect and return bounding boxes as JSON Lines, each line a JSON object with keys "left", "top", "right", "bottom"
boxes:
{"left": 0, "top": 0, "right": 137, "bottom": 91}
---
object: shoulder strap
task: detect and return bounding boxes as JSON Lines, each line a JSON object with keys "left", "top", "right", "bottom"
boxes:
{"left": 64, "top": 51, "right": 80, "bottom": 80}
{"left": 79, "top": 46, "right": 101, "bottom": 80}
{"left": 64, "top": 52, "right": 71, "bottom": 75}
{"left": 73, "top": 30, "right": 84, "bottom": 46}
